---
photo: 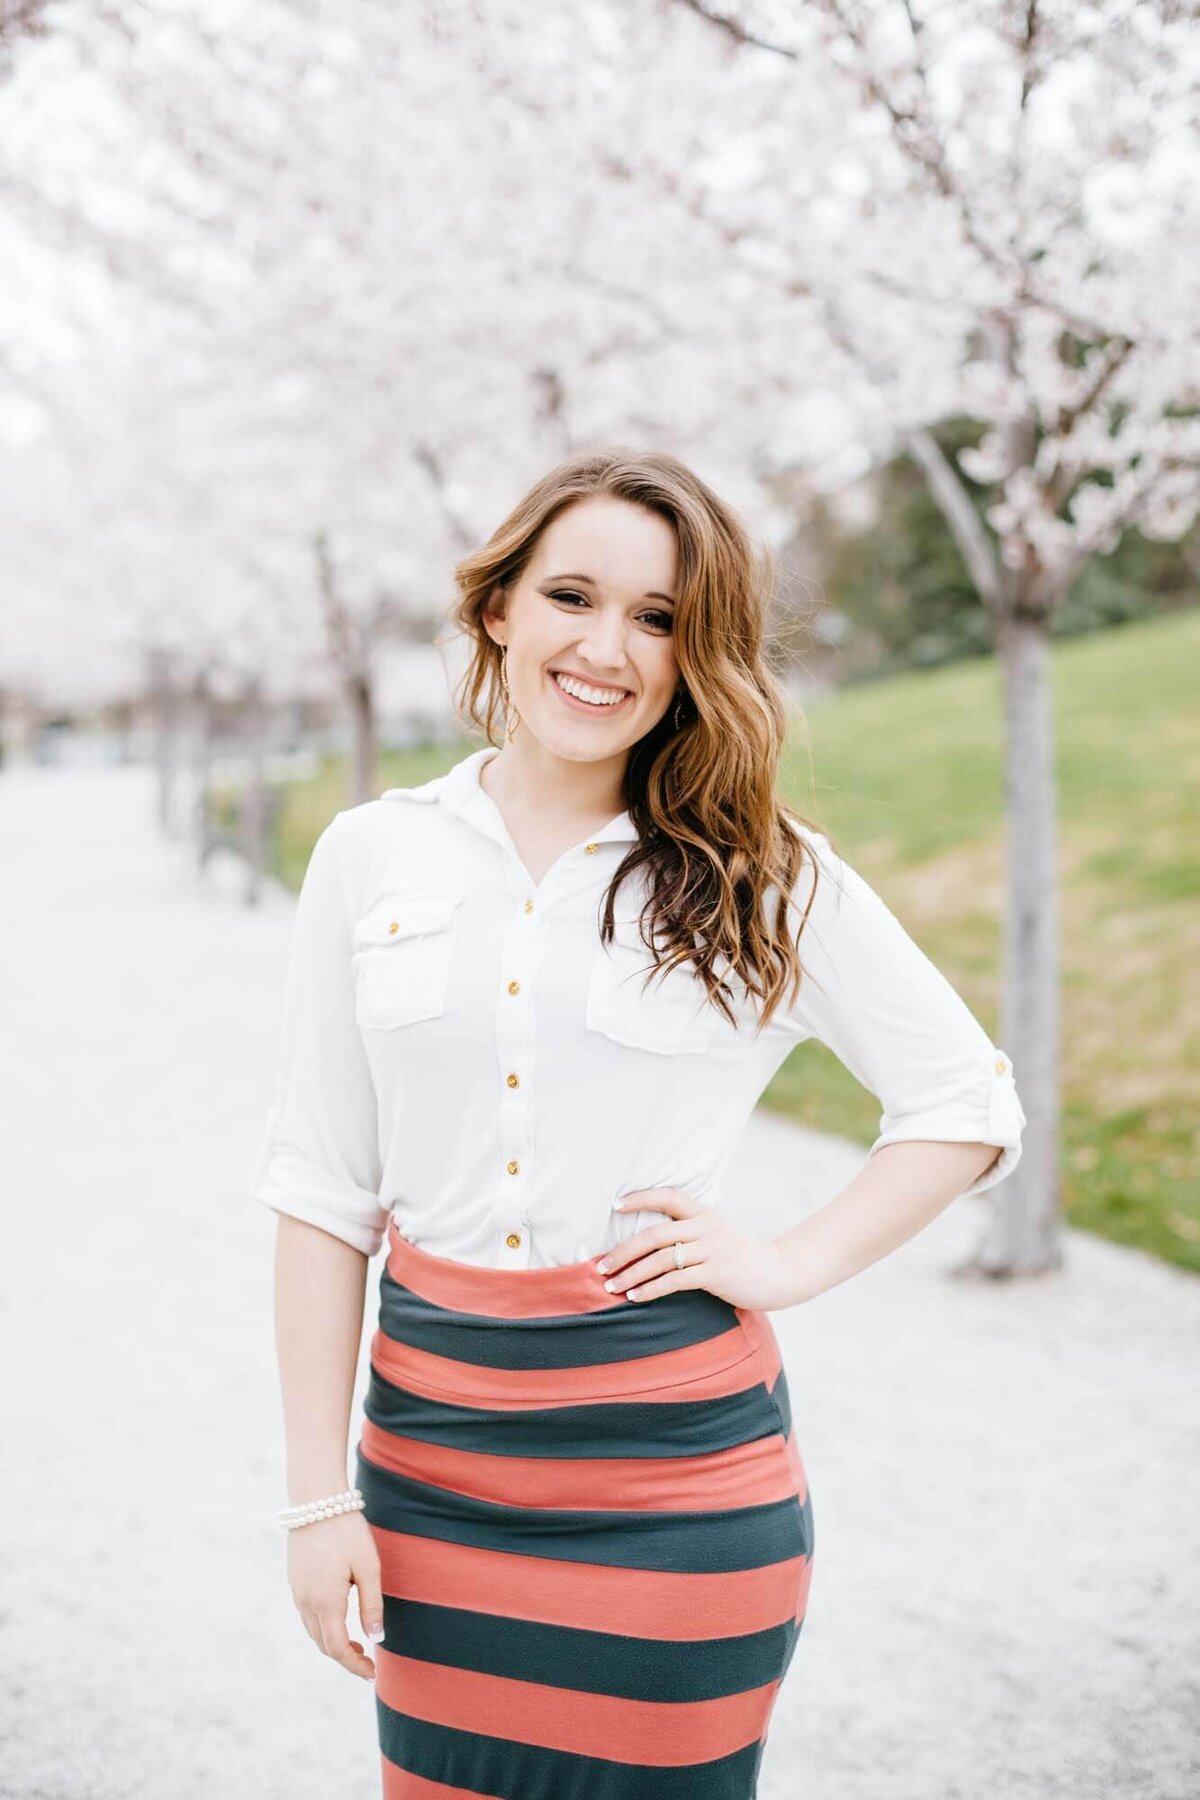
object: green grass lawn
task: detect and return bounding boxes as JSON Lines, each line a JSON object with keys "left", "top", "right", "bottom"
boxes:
{"left": 270, "top": 609, "right": 1200, "bottom": 1274}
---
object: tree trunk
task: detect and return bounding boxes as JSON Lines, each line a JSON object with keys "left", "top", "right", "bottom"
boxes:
{"left": 347, "top": 670, "right": 377, "bottom": 807}
{"left": 239, "top": 674, "right": 270, "bottom": 906}
{"left": 183, "top": 668, "right": 214, "bottom": 868}
{"left": 192, "top": 670, "right": 218, "bottom": 872}
{"left": 147, "top": 647, "right": 181, "bottom": 837}
{"left": 906, "top": 332, "right": 1065, "bottom": 1280}
{"left": 971, "top": 606, "right": 1064, "bottom": 1276}
{"left": 313, "top": 531, "right": 378, "bottom": 808}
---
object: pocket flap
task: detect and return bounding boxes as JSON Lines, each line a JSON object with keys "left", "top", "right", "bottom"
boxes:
{"left": 605, "top": 910, "right": 700, "bottom": 981}
{"left": 588, "top": 913, "right": 716, "bottom": 1054}
{"left": 353, "top": 891, "right": 459, "bottom": 949}
{"left": 605, "top": 907, "right": 663, "bottom": 956}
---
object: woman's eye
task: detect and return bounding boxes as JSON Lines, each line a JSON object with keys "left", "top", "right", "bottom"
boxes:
{"left": 549, "top": 591, "right": 672, "bottom": 633}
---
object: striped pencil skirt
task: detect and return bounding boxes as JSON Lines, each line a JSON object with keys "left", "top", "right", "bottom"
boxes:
{"left": 354, "top": 1215, "right": 815, "bottom": 1799}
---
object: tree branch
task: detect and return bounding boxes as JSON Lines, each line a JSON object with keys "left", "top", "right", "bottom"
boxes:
{"left": 902, "top": 425, "right": 1002, "bottom": 610}
{"left": 1043, "top": 455, "right": 1198, "bottom": 607}
{"left": 671, "top": 0, "right": 799, "bottom": 59}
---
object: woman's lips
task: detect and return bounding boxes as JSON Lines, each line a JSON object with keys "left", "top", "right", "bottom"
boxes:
{"left": 548, "top": 670, "right": 634, "bottom": 714}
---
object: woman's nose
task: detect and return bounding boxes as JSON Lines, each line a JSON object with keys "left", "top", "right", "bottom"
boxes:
{"left": 574, "top": 630, "right": 631, "bottom": 675}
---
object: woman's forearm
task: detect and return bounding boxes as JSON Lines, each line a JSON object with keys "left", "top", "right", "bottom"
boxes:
{"left": 770, "top": 1138, "right": 1004, "bottom": 1307}
{"left": 273, "top": 1214, "right": 370, "bottom": 1504}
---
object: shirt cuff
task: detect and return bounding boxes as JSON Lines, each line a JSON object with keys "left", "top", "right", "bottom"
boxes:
{"left": 866, "top": 1047, "right": 1027, "bottom": 1198}
{"left": 249, "top": 1111, "right": 390, "bottom": 1257}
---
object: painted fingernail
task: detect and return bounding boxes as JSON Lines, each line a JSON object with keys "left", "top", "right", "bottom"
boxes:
{"left": 627, "top": 1287, "right": 640, "bottom": 1299}
{"left": 366, "top": 1626, "right": 385, "bottom": 1641}
{"left": 603, "top": 1279, "right": 616, "bottom": 1292}
{"left": 596, "top": 1260, "right": 610, "bottom": 1274}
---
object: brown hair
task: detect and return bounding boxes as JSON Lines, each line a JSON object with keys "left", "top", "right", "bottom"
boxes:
{"left": 450, "top": 447, "right": 828, "bottom": 1032}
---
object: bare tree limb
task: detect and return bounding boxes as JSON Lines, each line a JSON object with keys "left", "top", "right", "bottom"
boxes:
{"left": 671, "top": 0, "right": 799, "bottom": 58}
{"left": 902, "top": 425, "right": 1003, "bottom": 611}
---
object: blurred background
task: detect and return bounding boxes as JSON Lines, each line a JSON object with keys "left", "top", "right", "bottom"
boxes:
{"left": 2, "top": 4, "right": 1198, "bottom": 1797}
{"left": 4, "top": 0, "right": 1195, "bottom": 1272}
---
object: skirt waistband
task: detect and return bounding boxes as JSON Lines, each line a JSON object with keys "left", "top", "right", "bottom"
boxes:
{"left": 385, "top": 1213, "right": 624, "bottom": 1319}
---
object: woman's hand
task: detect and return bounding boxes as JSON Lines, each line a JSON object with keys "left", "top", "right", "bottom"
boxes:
{"left": 595, "top": 1185, "right": 796, "bottom": 1311}
{"left": 286, "top": 1509, "right": 386, "bottom": 1681}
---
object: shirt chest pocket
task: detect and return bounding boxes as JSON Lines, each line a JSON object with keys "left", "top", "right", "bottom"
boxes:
{"left": 351, "top": 890, "right": 461, "bottom": 1031}
{"left": 586, "top": 915, "right": 717, "bottom": 1056}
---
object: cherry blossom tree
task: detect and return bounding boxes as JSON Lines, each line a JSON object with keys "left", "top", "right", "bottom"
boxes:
{"left": 1, "top": 1, "right": 805, "bottom": 805}
{"left": 567, "top": 0, "right": 1199, "bottom": 1278}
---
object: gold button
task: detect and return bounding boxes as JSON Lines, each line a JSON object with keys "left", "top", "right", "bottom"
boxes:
{"left": 506, "top": 1072, "right": 519, "bottom": 1088}
{"left": 387, "top": 921, "right": 400, "bottom": 935}
{"left": 995, "top": 1057, "right": 1007, "bottom": 1074}
{"left": 505, "top": 1231, "right": 522, "bottom": 1249}
{"left": 507, "top": 979, "right": 520, "bottom": 995}
{"left": 584, "top": 842, "right": 598, "bottom": 853}
{"left": 506, "top": 1159, "right": 520, "bottom": 1175}
{"left": 524, "top": 898, "right": 534, "bottom": 912}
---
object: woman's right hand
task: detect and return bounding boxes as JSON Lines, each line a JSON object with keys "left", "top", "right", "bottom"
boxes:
{"left": 286, "top": 1509, "right": 385, "bottom": 1681}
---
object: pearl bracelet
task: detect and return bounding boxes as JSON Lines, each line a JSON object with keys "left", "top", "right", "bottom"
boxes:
{"left": 277, "top": 1486, "right": 365, "bottom": 1531}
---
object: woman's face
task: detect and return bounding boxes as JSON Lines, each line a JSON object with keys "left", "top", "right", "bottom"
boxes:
{"left": 484, "top": 496, "right": 681, "bottom": 761}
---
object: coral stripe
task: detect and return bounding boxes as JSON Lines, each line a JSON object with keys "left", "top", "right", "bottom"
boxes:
{"left": 369, "top": 1322, "right": 761, "bottom": 1407}
{"left": 358, "top": 1416, "right": 806, "bottom": 1512}
{"left": 386, "top": 1216, "right": 620, "bottom": 1319}
{"left": 370, "top": 1528, "right": 810, "bottom": 1639}
{"left": 376, "top": 1651, "right": 779, "bottom": 1765}
{"left": 780, "top": 1422, "right": 807, "bottom": 1496}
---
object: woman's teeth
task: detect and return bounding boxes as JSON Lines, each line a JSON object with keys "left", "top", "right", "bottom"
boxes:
{"left": 552, "top": 672, "right": 630, "bottom": 708}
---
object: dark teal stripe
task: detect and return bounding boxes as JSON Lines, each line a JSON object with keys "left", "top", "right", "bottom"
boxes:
{"left": 381, "top": 1597, "right": 802, "bottom": 1701}
{"left": 378, "top": 1267, "right": 745, "bottom": 1369}
{"left": 772, "top": 1366, "right": 792, "bottom": 1440}
{"left": 379, "top": 1702, "right": 767, "bottom": 1799}
{"left": 355, "top": 1447, "right": 814, "bottom": 1571}
{"left": 363, "top": 1361, "right": 786, "bottom": 1458}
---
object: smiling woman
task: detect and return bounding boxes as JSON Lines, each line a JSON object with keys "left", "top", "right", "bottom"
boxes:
{"left": 252, "top": 447, "right": 1025, "bottom": 1799}
{"left": 482, "top": 503, "right": 684, "bottom": 770}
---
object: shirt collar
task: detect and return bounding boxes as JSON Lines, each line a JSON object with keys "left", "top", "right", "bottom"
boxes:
{"left": 386, "top": 745, "right": 641, "bottom": 846}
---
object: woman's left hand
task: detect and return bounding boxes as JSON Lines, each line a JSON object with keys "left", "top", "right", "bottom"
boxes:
{"left": 595, "top": 1186, "right": 795, "bottom": 1312}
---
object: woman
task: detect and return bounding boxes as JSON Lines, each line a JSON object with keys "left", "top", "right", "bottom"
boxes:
{"left": 250, "top": 449, "right": 1026, "bottom": 1799}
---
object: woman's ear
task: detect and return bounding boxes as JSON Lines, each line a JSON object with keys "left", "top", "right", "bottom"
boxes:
{"left": 481, "top": 584, "right": 509, "bottom": 645}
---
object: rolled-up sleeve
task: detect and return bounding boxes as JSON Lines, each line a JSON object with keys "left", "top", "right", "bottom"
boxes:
{"left": 248, "top": 811, "right": 390, "bottom": 1255}
{"left": 782, "top": 825, "right": 1027, "bottom": 1196}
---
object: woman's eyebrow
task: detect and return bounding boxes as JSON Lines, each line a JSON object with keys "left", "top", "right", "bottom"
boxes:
{"left": 541, "top": 571, "right": 677, "bottom": 605}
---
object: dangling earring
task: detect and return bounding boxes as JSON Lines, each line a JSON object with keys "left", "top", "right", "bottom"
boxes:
{"left": 673, "top": 685, "right": 688, "bottom": 731}
{"left": 499, "top": 645, "right": 521, "bottom": 742}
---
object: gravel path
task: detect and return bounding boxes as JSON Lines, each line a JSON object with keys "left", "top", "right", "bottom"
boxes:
{"left": 1, "top": 761, "right": 1196, "bottom": 1800}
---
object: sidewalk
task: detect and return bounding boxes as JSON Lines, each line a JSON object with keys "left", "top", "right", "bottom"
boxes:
{"left": 1, "top": 761, "right": 1195, "bottom": 1800}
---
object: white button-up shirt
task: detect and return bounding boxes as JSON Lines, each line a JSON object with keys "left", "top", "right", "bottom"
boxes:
{"left": 248, "top": 744, "right": 1026, "bottom": 1267}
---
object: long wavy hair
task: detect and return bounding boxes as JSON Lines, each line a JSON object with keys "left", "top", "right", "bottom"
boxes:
{"left": 450, "top": 448, "right": 829, "bottom": 1033}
